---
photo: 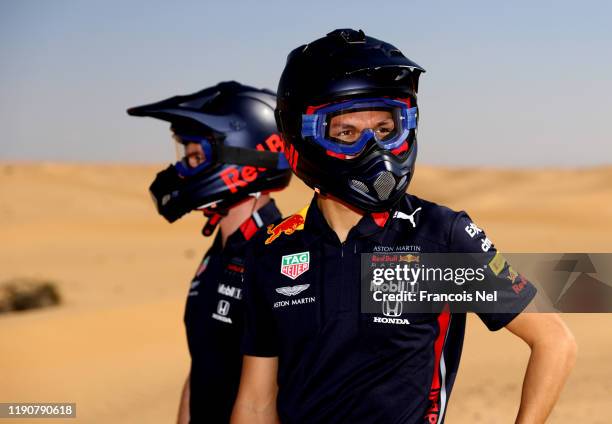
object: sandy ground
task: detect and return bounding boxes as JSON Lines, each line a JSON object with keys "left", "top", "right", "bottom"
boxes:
{"left": 0, "top": 162, "right": 611, "bottom": 423}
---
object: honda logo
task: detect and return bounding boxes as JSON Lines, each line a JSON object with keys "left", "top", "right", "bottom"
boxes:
{"left": 217, "top": 300, "right": 230, "bottom": 316}
{"left": 382, "top": 299, "right": 403, "bottom": 317}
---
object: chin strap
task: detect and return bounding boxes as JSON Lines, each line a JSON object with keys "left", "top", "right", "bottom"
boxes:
{"left": 201, "top": 207, "right": 229, "bottom": 237}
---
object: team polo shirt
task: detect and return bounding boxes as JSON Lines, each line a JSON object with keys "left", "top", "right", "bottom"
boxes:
{"left": 241, "top": 194, "right": 536, "bottom": 424}
{"left": 184, "top": 200, "right": 281, "bottom": 424}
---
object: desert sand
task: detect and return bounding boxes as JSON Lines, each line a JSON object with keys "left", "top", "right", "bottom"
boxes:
{"left": 1, "top": 163, "right": 611, "bottom": 423}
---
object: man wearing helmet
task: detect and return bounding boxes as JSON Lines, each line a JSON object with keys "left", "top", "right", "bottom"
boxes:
{"left": 231, "top": 30, "right": 576, "bottom": 423}
{"left": 128, "top": 81, "right": 291, "bottom": 424}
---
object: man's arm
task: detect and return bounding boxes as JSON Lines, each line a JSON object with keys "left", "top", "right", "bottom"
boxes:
{"left": 231, "top": 355, "right": 280, "bottom": 424}
{"left": 176, "top": 373, "right": 190, "bottom": 424}
{"left": 505, "top": 311, "right": 577, "bottom": 424}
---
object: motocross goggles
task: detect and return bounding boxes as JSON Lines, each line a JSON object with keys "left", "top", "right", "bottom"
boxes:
{"left": 301, "top": 97, "right": 417, "bottom": 156}
{"left": 173, "top": 133, "right": 215, "bottom": 177}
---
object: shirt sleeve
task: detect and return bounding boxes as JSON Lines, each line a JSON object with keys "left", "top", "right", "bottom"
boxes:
{"left": 240, "top": 246, "right": 279, "bottom": 357}
{"left": 449, "top": 212, "right": 537, "bottom": 331}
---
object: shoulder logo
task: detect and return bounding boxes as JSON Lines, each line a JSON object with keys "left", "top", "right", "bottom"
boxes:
{"left": 189, "top": 280, "right": 200, "bottom": 296}
{"left": 488, "top": 251, "right": 506, "bottom": 275}
{"left": 280, "top": 251, "right": 310, "bottom": 279}
{"left": 465, "top": 221, "right": 493, "bottom": 252}
{"left": 195, "top": 256, "right": 210, "bottom": 277}
{"left": 393, "top": 207, "right": 422, "bottom": 228}
{"left": 276, "top": 284, "right": 310, "bottom": 296}
{"left": 265, "top": 205, "right": 309, "bottom": 244}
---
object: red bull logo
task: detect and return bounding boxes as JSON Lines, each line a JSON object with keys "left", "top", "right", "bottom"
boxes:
{"left": 507, "top": 266, "right": 519, "bottom": 284}
{"left": 219, "top": 133, "right": 285, "bottom": 194}
{"left": 265, "top": 214, "right": 305, "bottom": 245}
{"left": 399, "top": 254, "right": 420, "bottom": 264}
{"left": 265, "top": 205, "right": 309, "bottom": 245}
{"left": 512, "top": 275, "right": 528, "bottom": 294}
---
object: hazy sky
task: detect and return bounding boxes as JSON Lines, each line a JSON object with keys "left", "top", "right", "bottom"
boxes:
{"left": 1, "top": 0, "right": 610, "bottom": 166}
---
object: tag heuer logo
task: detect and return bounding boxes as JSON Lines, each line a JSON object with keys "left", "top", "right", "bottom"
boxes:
{"left": 280, "top": 251, "right": 310, "bottom": 280}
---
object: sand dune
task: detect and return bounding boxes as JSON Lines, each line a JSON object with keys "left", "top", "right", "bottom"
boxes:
{"left": 1, "top": 163, "right": 611, "bottom": 423}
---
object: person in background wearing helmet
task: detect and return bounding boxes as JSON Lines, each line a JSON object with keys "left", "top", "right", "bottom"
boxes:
{"left": 231, "top": 30, "right": 576, "bottom": 424}
{"left": 127, "top": 81, "right": 291, "bottom": 424}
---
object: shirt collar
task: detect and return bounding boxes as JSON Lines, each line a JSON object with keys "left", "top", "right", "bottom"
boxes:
{"left": 302, "top": 195, "right": 396, "bottom": 246}
{"left": 224, "top": 199, "right": 282, "bottom": 254}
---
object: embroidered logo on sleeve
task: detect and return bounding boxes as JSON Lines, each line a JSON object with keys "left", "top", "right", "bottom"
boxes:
{"left": 488, "top": 252, "right": 506, "bottom": 275}
{"left": 195, "top": 256, "right": 210, "bottom": 277}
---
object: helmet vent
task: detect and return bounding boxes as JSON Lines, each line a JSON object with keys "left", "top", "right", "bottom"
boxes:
{"left": 373, "top": 171, "right": 396, "bottom": 200}
{"left": 350, "top": 179, "right": 369, "bottom": 194}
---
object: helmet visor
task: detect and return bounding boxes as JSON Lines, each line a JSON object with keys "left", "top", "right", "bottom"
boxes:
{"left": 302, "top": 98, "right": 416, "bottom": 156}
{"left": 173, "top": 134, "right": 215, "bottom": 177}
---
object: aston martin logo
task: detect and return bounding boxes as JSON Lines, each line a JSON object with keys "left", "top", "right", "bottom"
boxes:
{"left": 275, "top": 284, "right": 310, "bottom": 297}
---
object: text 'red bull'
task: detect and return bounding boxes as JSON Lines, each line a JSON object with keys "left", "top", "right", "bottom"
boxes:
{"left": 220, "top": 134, "right": 284, "bottom": 194}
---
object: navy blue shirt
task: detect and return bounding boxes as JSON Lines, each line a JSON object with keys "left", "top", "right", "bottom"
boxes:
{"left": 184, "top": 200, "right": 281, "bottom": 424}
{"left": 241, "top": 194, "right": 536, "bottom": 424}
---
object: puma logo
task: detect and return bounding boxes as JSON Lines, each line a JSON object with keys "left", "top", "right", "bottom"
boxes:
{"left": 393, "top": 207, "right": 422, "bottom": 228}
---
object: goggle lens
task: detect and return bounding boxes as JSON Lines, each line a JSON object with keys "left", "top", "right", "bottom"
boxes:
{"left": 302, "top": 97, "right": 416, "bottom": 157}
{"left": 326, "top": 108, "right": 399, "bottom": 145}
{"left": 173, "top": 134, "right": 214, "bottom": 177}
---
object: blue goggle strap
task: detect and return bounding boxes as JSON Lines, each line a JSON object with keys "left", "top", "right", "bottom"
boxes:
{"left": 176, "top": 135, "right": 289, "bottom": 175}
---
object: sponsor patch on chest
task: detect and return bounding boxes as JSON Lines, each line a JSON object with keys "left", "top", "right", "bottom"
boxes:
{"left": 372, "top": 316, "right": 411, "bottom": 325}
{"left": 280, "top": 251, "right": 310, "bottom": 279}
{"left": 218, "top": 283, "right": 242, "bottom": 299}
{"left": 273, "top": 296, "right": 316, "bottom": 309}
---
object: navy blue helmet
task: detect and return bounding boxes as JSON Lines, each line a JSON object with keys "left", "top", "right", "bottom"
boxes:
{"left": 128, "top": 81, "right": 291, "bottom": 235}
{"left": 276, "top": 29, "right": 425, "bottom": 212}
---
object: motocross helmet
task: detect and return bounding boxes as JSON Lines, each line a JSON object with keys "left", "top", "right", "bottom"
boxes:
{"left": 276, "top": 29, "right": 425, "bottom": 212}
{"left": 127, "top": 81, "right": 291, "bottom": 235}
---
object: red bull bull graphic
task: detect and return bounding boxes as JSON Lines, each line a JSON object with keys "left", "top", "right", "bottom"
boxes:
{"left": 265, "top": 205, "right": 309, "bottom": 244}
{"left": 507, "top": 266, "right": 519, "bottom": 283}
{"left": 399, "top": 254, "right": 420, "bottom": 264}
